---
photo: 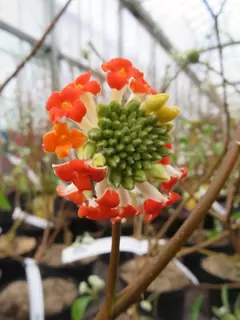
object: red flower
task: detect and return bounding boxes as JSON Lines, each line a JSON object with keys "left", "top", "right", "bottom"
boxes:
{"left": 68, "top": 71, "right": 101, "bottom": 96}
{"left": 161, "top": 167, "right": 188, "bottom": 192}
{"left": 159, "top": 143, "right": 173, "bottom": 165}
{"left": 101, "top": 58, "right": 143, "bottom": 90}
{"left": 43, "top": 122, "right": 86, "bottom": 159}
{"left": 53, "top": 159, "right": 106, "bottom": 191}
{"left": 78, "top": 205, "right": 119, "bottom": 220}
{"left": 130, "top": 77, "right": 157, "bottom": 95}
{"left": 46, "top": 86, "right": 86, "bottom": 123}
{"left": 56, "top": 184, "right": 85, "bottom": 204}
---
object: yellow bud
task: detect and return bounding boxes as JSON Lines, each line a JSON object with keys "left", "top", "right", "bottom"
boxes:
{"left": 156, "top": 106, "right": 180, "bottom": 123}
{"left": 142, "top": 94, "right": 169, "bottom": 114}
{"left": 92, "top": 153, "right": 106, "bottom": 167}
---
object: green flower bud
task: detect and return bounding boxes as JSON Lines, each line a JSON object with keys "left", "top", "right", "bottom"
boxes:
{"left": 145, "top": 126, "right": 153, "bottom": 133}
{"left": 97, "top": 104, "right": 110, "bottom": 118}
{"left": 144, "top": 114, "right": 158, "bottom": 126}
{"left": 109, "top": 101, "right": 121, "bottom": 114}
{"left": 128, "top": 118, "right": 136, "bottom": 126}
{"left": 133, "top": 153, "right": 141, "bottom": 161}
{"left": 134, "top": 169, "right": 147, "bottom": 183}
{"left": 163, "top": 122, "right": 174, "bottom": 133}
{"left": 133, "top": 161, "right": 142, "bottom": 170}
{"left": 88, "top": 128, "right": 102, "bottom": 141}
{"left": 107, "top": 157, "right": 118, "bottom": 168}
{"left": 148, "top": 145, "right": 157, "bottom": 152}
{"left": 114, "top": 130, "right": 122, "bottom": 139}
{"left": 130, "top": 131, "right": 138, "bottom": 139}
{"left": 109, "top": 169, "right": 122, "bottom": 188}
{"left": 112, "top": 120, "right": 121, "bottom": 130}
{"left": 142, "top": 160, "right": 152, "bottom": 170}
{"left": 125, "top": 99, "right": 140, "bottom": 113}
{"left": 148, "top": 134, "right": 158, "bottom": 140}
{"left": 128, "top": 111, "right": 138, "bottom": 120}
{"left": 127, "top": 156, "right": 134, "bottom": 165}
{"left": 152, "top": 126, "right": 166, "bottom": 135}
{"left": 119, "top": 114, "right": 127, "bottom": 122}
{"left": 105, "top": 147, "right": 115, "bottom": 156}
{"left": 119, "top": 161, "right": 127, "bottom": 170}
{"left": 82, "top": 141, "right": 96, "bottom": 160}
{"left": 121, "top": 127, "right": 130, "bottom": 135}
{"left": 139, "top": 130, "right": 149, "bottom": 138}
{"left": 97, "top": 140, "right": 108, "bottom": 150}
{"left": 151, "top": 152, "right": 162, "bottom": 161}
{"left": 148, "top": 164, "right": 169, "bottom": 181}
{"left": 110, "top": 112, "right": 119, "bottom": 121}
{"left": 108, "top": 138, "right": 118, "bottom": 146}
{"left": 154, "top": 140, "right": 165, "bottom": 148}
{"left": 102, "top": 129, "right": 113, "bottom": 139}
{"left": 159, "top": 147, "right": 173, "bottom": 157}
{"left": 142, "top": 153, "right": 152, "bottom": 160}
{"left": 132, "top": 124, "right": 142, "bottom": 132}
{"left": 122, "top": 177, "right": 135, "bottom": 190}
{"left": 112, "top": 155, "right": 120, "bottom": 164}
{"left": 158, "top": 135, "right": 173, "bottom": 144}
{"left": 132, "top": 138, "right": 142, "bottom": 146}
{"left": 119, "top": 151, "right": 128, "bottom": 159}
{"left": 126, "top": 145, "right": 135, "bottom": 153}
{"left": 137, "top": 145, "right": 147, "bottom": 153}
{"left": 98, "top": 117, "right": 112, "bottom": 129}
{"left": 121, "top": 136, "right": 131, "bottom": 144}
{"left": 125, "top": 166, "right": 133, "bottom": 177}
{"left": 143, "top": 138, "right": 154, "bottom": 146}
{"left": 116, "top": 144, "right": 125, "bottom": 152}
{"left": 137, "top": 109, "right": 146, "bottom": 117}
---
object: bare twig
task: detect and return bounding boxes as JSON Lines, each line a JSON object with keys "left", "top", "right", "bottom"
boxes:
{"left": 88, "top": 41, "right": 105, "bottom": 63}
{"left": 0, "top": 0, "right": 73, "bottom": 94}
{"left": 95, "top": 127, "right": 240, "bottom": 320}
{"left": 201, "top": 40, "right": 240, "bottom": 53}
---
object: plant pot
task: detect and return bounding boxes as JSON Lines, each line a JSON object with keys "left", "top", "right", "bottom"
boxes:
{"left": 201, "top": 255, "right": 240, "bottom": 317}
{"left": 120, "top": 256, "right": 198, "bottom": 320}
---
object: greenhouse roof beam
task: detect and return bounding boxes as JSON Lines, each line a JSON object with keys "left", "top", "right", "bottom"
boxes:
{"left": 0, "top": 20, "right": 104, "bottom": 81}
{"left": 121, "top": 0, "right": 222, "bottom": 107}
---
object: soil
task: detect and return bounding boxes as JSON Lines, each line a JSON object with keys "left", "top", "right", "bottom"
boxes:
{"left": 0, "top": 236, "right": 36, "bottom": 257}
{"left": 202, "top": 254, "right": 240, "bottom": 282}
{"left": 121, "top": 256, "right": 191, "bottom": 294}
{"left": 0, "top": 278, "right": 77, "bottom": 320}
{"left": 188, "top": 229, "right": 229, "bottom": 246}
{"left": 40, "top": 244, "right": 97, "bottom": 267}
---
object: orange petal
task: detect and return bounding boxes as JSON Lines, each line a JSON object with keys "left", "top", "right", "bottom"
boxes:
{"left": 55, "top": 144, "right": 72, "bottom": 159}
{"left": 75, "top": 71, "right": 92, "bottom": 86}
{"left": 70, "top": 129, "right": 87, "bottom": 148}
{"left": 46, "top": 91, "right": 62, "bottom": 111}
{"left": 83, "top": 80, "right": 101, "bottom": 95}
{"left": 95, "top": 189, "right": 120, "bottom": 208}
{"left": 54, "top": 122, "right": 70, "bottom": 136}
{"left": 67, "top": 100, "right": 86, "bottom": 122}
{"left": 107, "top": 72, "right": 128, "bottom": 90}
{"left": 49, "top": 107, "right": 66, "bottom": 123}
{"left": 61, "top": 86, "right": 82, "bottom": 103}
{"left": 43, "top": 132, "right": 57, "bottom": 152}
{"left": 102, "top": 58, "right": 132, "bottom": 72}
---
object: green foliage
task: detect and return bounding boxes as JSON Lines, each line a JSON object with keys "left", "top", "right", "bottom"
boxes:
{"left": 0, "top": 190, "right": 11, "bottom": 211}
{"left": 189, "top": 295, "right": 204, "bottom": 320}
{"left": 71, "top": 296, "right": 92, "bottom": 320}
{"left": 212, "top": 287, "right": 240, "bottom": 320}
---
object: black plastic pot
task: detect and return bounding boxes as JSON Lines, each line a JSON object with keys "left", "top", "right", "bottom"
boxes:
{"left": 138, "top": 289, "right": 185, "bottom": 320}
{"left": 200, "top": 263, "right": 239, "bottom": 317}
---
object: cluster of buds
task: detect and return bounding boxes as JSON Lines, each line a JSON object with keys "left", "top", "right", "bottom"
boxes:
{"left": 43, "top": 58, "right": 187, "bottom": 223}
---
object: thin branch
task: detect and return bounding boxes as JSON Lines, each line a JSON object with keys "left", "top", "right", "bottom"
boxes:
{"left": 96, "top": 127, "right": 240, "bottom": 320}
{"left": 201, "top": 40, "right": 240, "bottom": 53}
{"left": 100, "top": 222, "right": 121, "bottom": 319}
{"left": 160, "top": 62, "right": 188, "bottom": 92}
{"left": 0, "top": 0, "right": 73, "bottom": 94}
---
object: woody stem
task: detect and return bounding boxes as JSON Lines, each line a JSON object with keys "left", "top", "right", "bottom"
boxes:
{"left": 98, "top": 222, "right": 121, "bottom": 319}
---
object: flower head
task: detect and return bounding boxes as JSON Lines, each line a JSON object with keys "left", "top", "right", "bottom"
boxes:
{"left": 46, "top": 87, "right": 87, "bottom": 123}
{"left": 43, "top": 58, "right": 187, "bottom": 222}
{"left": 43, "top": 122, "right": 86, "bottom": 158}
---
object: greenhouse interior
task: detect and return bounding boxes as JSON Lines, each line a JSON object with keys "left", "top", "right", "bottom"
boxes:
{"left": 0, "top": 0, "right": 240, "bottom": 319}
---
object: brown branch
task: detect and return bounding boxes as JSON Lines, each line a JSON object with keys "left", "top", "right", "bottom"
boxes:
{"left": 0, "top": 0, "right": 73, "bottom": 94}
{"left": 201, "top": 40, "right": 240, "bottom": 53}
{"left": 97, "top": 222, "right": 121, "bottom": 319}
{"left": 96, "top": 127, "right": 240, "bottom": 319}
